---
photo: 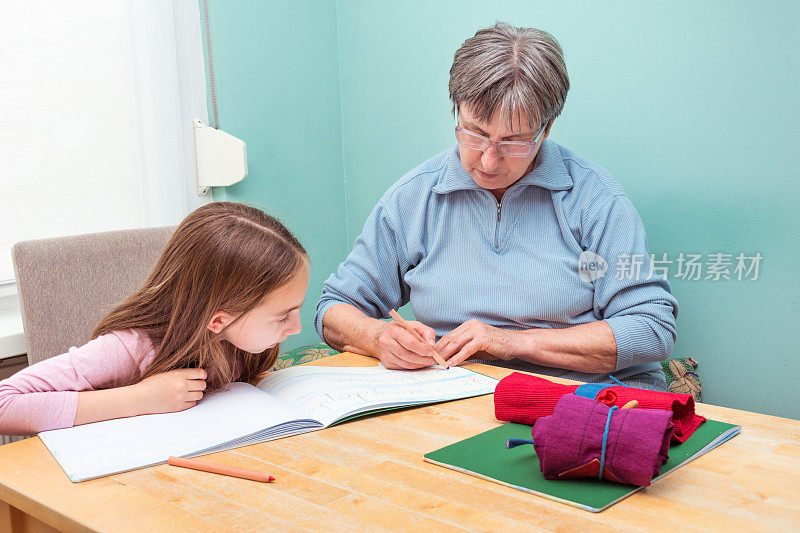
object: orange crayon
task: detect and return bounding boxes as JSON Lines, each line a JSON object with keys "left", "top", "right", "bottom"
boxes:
{"left": 167, "top": 456, "right": 275, "bottom": 483}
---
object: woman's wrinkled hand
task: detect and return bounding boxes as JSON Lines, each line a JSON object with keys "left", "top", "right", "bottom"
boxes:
{"left": 435, "top": 319, "right": 516, "bottom": 367}
{"left": 371, "top": 320, "right": 441, "bottom": 370}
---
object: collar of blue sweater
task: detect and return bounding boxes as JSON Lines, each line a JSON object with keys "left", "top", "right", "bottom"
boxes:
{"left": 432, "top": 140, "right": 574, "bottom": 194}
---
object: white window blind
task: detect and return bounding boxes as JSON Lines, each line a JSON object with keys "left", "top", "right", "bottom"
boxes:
{"left": 0, "top": 0, "right": 208, "bottom": 283}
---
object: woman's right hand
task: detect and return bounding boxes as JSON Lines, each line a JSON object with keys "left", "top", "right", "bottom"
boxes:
{"left": 371, "top": 320, "right": 440, "bottom": 370}
{"left": 133, "top": 368, "right": 207, "bottom": 415}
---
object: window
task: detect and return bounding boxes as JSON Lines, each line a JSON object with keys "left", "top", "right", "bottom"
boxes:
{"left": 0, "top": 0, "right": 209, "bottom": 285}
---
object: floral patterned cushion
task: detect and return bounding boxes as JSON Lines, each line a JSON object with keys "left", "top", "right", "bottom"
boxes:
{"left": 273, "top": 343, "right": 339, "bottom": 370}
{"left": 661, "top": 357, "right": 701, "bottom": 401}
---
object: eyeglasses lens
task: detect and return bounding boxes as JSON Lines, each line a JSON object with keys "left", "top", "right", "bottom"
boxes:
{"left": 501, "top": 145, "right": 531, "bottom": 157}
{"left": 456, "top": 128, "right": 533, "bottom": 157}
{"left": 456, "top": 129, "right": 485, "bottom": 150}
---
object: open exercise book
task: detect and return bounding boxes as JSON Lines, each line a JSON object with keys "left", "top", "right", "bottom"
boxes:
{"left": 39, "top": 364, "right": 498, "bottom": 482}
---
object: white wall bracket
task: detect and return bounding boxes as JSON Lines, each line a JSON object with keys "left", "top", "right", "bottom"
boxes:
{"left": 194, "top": 119, "right": 247, "bottom": 194}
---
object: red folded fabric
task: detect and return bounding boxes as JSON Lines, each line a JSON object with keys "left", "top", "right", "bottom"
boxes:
{"left": 494, "top": 372, "right": 705, "bottom": 443}
{"left": 596, "top": 387, "right": 705, "bottom": 443}
{"left": 494, "top": 373, "right": 579, "bottom": 425}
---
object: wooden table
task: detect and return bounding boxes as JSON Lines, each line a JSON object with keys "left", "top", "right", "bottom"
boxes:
{"left": 1, "top": 353, "right": 798, "bottom": 532}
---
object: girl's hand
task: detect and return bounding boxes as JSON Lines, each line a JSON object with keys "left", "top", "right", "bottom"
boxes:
{"left": 133, "top": 368, "right": 207, "bottom": 415}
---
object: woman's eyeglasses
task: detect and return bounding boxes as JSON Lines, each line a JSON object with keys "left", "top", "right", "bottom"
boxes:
{"left": 454, "top": 124, "right": 547, "bottom": 158}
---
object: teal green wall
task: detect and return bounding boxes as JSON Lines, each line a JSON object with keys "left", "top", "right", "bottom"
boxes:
{"left": 201, "top": 0, "right": 348, "bottom": 351}
{"left": 204, "top": 1, "right": 799, "bottom": 419}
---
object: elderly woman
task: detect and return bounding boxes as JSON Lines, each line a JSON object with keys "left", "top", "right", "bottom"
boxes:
{"left": 314, "top": 22, "right": 678, "bottom": 390}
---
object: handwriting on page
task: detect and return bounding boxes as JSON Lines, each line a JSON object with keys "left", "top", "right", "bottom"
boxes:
{"left": 257, "top": 365, "right": 497, "bottom": 427}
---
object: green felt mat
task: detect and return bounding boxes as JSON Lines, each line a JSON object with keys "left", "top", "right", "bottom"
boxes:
{"left": 424, "top": 419, "right": 739, "bottom": 512}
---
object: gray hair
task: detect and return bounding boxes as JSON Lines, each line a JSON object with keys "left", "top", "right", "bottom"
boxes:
{"left": 449, "top": 22, "right": 569, "bottom": 131}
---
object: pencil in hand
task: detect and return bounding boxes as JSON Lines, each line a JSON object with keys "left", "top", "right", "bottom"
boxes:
{"left": 388, "top": 309, "right": 449, "bottom": 368}
{"left": 167, "top": 456, "right": 275, "bottom": 483}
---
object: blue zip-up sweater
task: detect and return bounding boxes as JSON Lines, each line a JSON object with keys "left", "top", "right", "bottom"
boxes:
{"left": 316, "top": 141, "right": 678, "bottom": 389}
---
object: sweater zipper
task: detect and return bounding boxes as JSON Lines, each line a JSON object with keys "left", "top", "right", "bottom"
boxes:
{"left": 494, "top": 200, "right": 502, "bottom": 251}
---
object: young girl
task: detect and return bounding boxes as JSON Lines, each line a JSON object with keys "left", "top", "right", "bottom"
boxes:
{"left": 0, "top": 202, "right": 309, "bottom": 436}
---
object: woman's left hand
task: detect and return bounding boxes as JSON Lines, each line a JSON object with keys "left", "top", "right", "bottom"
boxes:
{"left": 434, "top": 319, "right": 517, "bottom": 367}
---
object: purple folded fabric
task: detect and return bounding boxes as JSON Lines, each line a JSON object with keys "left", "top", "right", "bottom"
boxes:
{"left": 531, "top": 395, "right": 674, "bottom": 486}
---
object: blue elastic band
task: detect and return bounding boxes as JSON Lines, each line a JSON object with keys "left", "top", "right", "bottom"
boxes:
{"left": 574, "top": 382, "right": 615, "bottom": 399}
{"left": 609, "top": 375, "right": 630, "bottom": 387}
{"left": 506, "top": 438, "right": 535, "bottom": 449}
{"left": 599, "top": 405, "right": 619, "bottom": 479}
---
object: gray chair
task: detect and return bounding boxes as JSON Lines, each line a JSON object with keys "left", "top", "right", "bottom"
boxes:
{"left": 12, "top": 226, "right": 175, "bottom": 366}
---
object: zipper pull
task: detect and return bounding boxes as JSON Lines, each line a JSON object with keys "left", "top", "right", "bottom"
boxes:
{"left": 497, "top": 201, "right": 502, "bottom": 222}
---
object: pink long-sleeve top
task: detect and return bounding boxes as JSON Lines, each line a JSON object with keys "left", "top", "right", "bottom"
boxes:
{"left": 0, "top": 330, "right": 156, "bottom": 435}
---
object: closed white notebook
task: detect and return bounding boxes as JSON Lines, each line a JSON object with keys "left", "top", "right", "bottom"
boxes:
{"left": 39, "top": 364, "right": 498, "bottom": 482}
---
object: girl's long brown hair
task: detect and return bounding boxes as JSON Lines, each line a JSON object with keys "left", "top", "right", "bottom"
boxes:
{"left": 93, "top": 202, "right": 308, "bottom": 390}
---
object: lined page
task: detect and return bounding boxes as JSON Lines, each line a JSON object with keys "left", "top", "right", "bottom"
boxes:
{"left": 256, "top": 365, "right": 498, "bottom": 427}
